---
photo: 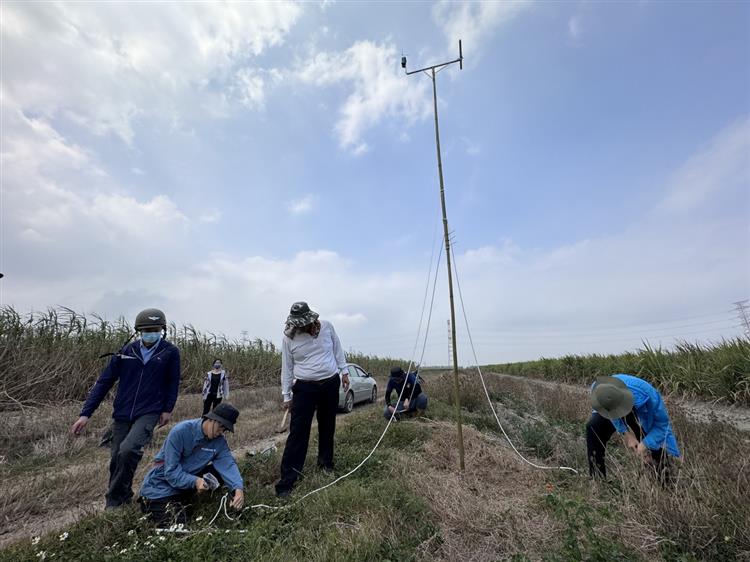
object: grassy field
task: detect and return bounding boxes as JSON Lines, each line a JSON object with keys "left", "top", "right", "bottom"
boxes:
{"left": 2, "top": 369, "right": 747, "bottom": 561}
{"left": 0, "top": 306, "right": 405, "bottom": 408}
{"left": 486, "top": 338, "right": 750, "bottom": 405}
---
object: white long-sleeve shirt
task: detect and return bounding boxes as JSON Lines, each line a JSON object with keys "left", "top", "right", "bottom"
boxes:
{"left": 281, "top": 320, "right": 347, "bottom": 401}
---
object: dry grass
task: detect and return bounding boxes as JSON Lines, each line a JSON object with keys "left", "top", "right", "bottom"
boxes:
{"left": 407, "top": 421, "right": 553, "bottom": 561}
{"left": 0, "top": 385, "right": 283, "bottom": 547}
{"left": 437, "top": 371, "right": 750, "bottom": 560}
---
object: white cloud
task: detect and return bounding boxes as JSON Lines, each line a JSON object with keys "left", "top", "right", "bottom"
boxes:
{"left": 1, "top": 6, "right": 746, "bottom": 366}
{"left": 287, "top": 194, "right": 315, "bottom": 215}
{"left": 447, "top": 119, "right": 749, "bottom": 362}
{"left": 461, "top": 136, "right": 481, "bottom": 155}
{"left": 432, "top": 0, "right": 531, "bottom": 58}
{"left": 329, "top": 312, "right": 368, "bottom": 326}
{"left": 296, "top": 41, "right": 431, "bottom": 152}
{"left": 1, "top": 105, "right": 190, "bottom": 295}
{"left": 1, "top": 2, "right": 302, "bottom": 144}
{"left": 232, "top": 68, "right": 267, "bottom": 109}
{"left": 568, "top": 16, "right": 582, "bottom": 40}
{"left": 199, "top": 210, "right": 223, "bottom": 224}
{"left": 463, "top": 240, "right": 520, "bottom": 266}
{"left": 659, "top": 116, "right": 750, "bottom": 213}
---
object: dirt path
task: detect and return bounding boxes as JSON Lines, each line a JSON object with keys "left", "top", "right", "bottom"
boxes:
{"left": 488, "top": 371, "right": 750, "bottom": 432}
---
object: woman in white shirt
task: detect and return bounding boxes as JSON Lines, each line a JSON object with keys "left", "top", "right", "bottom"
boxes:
{"left": 275, "top": 302, "right": 349, "bottom": 498}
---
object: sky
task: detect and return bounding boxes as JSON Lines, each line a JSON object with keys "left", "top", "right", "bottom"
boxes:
{"left": 1, "top": 1, "right": 749, "bottom": 365}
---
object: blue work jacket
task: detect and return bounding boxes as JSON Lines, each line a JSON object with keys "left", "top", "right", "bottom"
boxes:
{"left": 605, "top": 374, "right": 681, "bottom": 457}
{"left": 139, "top": 419, "right": 244, "bottom": 499}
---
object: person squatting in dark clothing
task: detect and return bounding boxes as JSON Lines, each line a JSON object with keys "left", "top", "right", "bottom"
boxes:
{"left": 384, "top": 366, "right": 428, "bottom": 421}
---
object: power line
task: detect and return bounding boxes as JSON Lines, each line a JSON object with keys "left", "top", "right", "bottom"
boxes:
{"left": 346, "top": 319, "right": 739, "bottom": 348}
{"left": 468, "top": 316, "right": 737, "bottom": 337}
{"left": 341, "top": 310, "right": 737, "bottom": 344}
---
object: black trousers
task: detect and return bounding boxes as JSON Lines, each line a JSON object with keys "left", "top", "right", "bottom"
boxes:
{"left": 107, "top": 413, "right": 159, "bottom": 507}
{"left": 276, "top": 374, "right": 340, "bottom": 494}
{"left": 586, "top": 411, "right": 667, "bottom": 478}
{"left": 202, "top": 394, "right": 222, "bottom": 416}
{"left": 139, "top": 464, "right": 224, "bottom": 526}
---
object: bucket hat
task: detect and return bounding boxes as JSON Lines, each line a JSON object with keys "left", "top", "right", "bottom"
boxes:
{"left": 286, "top": 301, "right": 319, "bottom": 328}
{"left": 204, "top": 403, "right": 239, "bottom": 432}
{"left": 591, "top": 376, "right": 634, "bottom": 420}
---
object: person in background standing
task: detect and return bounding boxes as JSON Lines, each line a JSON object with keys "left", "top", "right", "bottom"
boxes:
{"left": 202, "top": 358, "right": 229, "bottom": 415}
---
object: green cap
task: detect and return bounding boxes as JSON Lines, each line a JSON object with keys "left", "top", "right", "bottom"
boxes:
{"left": 591, "top": 376, "right": 634, "bottom": 420}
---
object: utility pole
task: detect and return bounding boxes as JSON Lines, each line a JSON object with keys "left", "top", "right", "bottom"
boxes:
{"left": 403, "top": 40, "right": 466, "bottom": 470}
{"left": 447, "top": 319, "right": 453, "bottom": 366}
{"left": 734, "top": 300, "right": 750, "bottom": 338}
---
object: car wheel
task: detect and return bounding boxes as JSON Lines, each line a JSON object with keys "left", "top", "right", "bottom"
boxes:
{"left": 344, "top": 391, "right": 354, "bottom": 413}
{"left": 370, "top": 386, "right": 377, "bottom": 404}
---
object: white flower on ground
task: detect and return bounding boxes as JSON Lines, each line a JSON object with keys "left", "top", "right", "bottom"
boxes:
{"left": 31, "top": 537, "right": 41, "bottom": 546}
{"left": 119, "top": 548, "right": 128, "bottom": 554}
{"left": 127, "top": 530, "right": 135, "bottom": 536}
{"left": 36, "top": 552, "right": 47, "bottom": 560}
{"left": 195, "top": 516, "right": 204, "bottom": 522}
{"left": 58, "top": 532, "right": 68, "bottom": 542}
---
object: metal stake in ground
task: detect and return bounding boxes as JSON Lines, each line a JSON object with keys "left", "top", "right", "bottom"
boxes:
{"left": 403, "top": 40, "right": 466, "bottom": 471}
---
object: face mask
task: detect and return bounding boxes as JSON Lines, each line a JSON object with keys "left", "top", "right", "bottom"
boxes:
{"left": 141, "top": 332, "right": 162, "bottom": 345}
{"left": 213, "top": 363, "right": 221, "bottom": 370}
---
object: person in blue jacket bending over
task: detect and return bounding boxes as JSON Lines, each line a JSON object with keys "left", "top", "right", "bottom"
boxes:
{"left": 139, "top": 403, "right": 245, "bottom": 526}
{"left": 587, "top": 374, "right": 680, "bottom": 480}
{"left": 70, "top": 308, "right": 181, "bottom": 509}
{"left": 384, "top": 366, "right": 428, "bottom": 421}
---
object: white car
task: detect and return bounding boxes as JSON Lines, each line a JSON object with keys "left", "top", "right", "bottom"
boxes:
{"left": 338, "top": 363, "right": 378, "bottom": 413}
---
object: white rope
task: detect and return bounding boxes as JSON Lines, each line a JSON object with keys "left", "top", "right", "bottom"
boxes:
{"left": 450, "top": 246, "right": 579, "bottom": 475}
{"left": 402, "top": 243, "right": 443, "bottom": 408}
{"left": 207, "top": 493, "right": 232, "bottom": 526}
{"left": 408, "top": 221, "right": 440, "bottom": 363}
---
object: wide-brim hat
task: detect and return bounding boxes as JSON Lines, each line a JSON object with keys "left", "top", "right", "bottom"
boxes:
{"left": 286, "top": 301, "right": 319, "bottom": 328}
{"left": 591, "top": 376, "right": 634, "bottom": 420}
{"left": 204, "top": 403, "right": 239, "bottom": 432}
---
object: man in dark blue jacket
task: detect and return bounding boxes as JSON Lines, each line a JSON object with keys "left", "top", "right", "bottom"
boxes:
{"left": 71, "top": 308, "right": 181, "bottom": 508}
{"left": 384, "top": 366, "right": 427, "bottom": 421}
